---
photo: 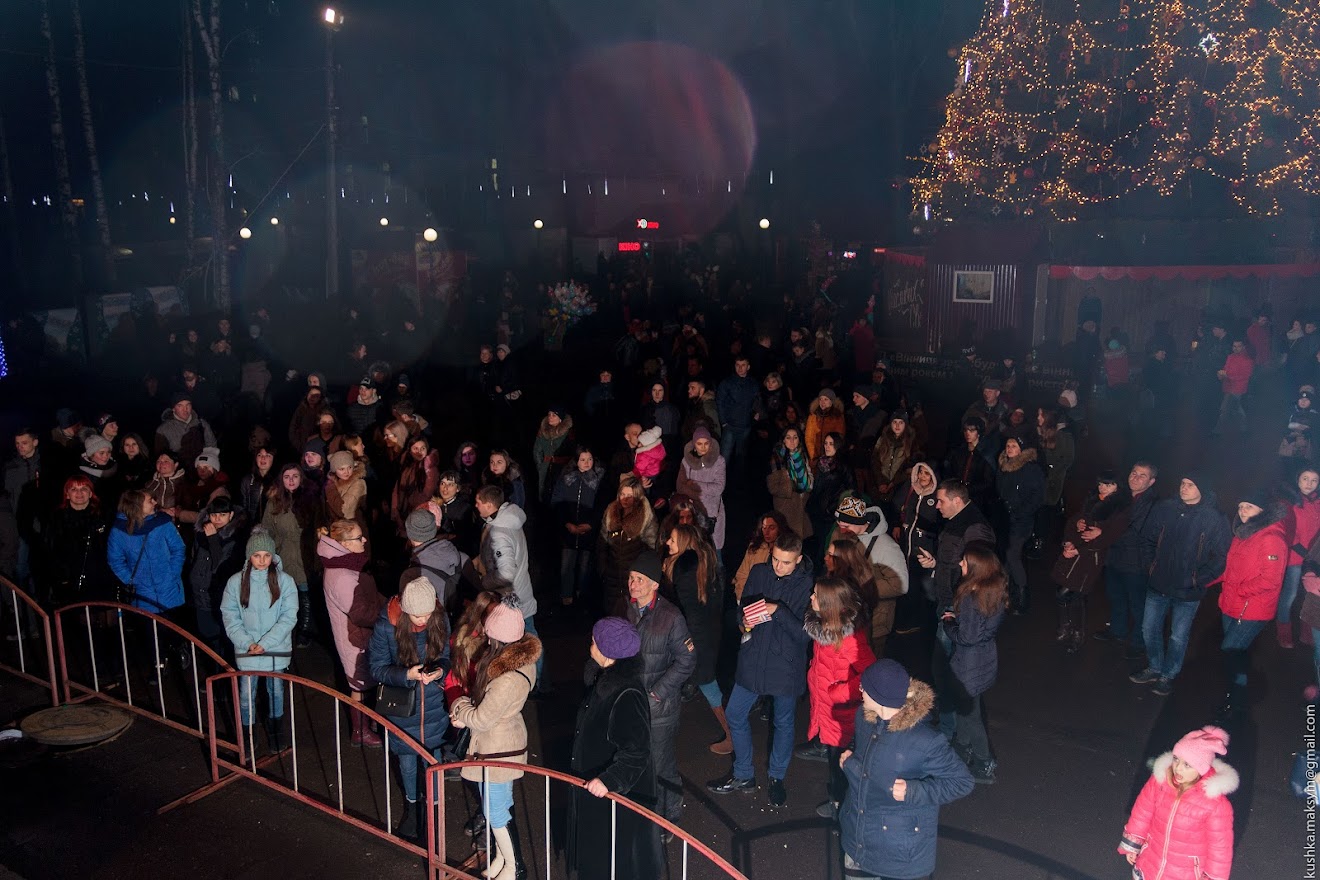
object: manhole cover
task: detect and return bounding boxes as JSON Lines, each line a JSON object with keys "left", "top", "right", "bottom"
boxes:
{"left": 20, "top": 705, "right": 133, "bottom": 746}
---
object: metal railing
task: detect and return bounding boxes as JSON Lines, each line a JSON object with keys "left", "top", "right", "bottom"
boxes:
{"left": 0, "top": 575, "right": 59, "bottom": 707}
{"left": 53, "top": 600, "right": 238, "bottom": 752}
{"left": 426, "top": 760, "right": 749, "bottom": 880}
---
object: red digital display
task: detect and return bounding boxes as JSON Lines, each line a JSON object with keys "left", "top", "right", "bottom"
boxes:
{"left": 618, "top": 241, "right": 642, "bottom": 252}
{"left": 636, "top": 219, "right": 660, "bottom": 230}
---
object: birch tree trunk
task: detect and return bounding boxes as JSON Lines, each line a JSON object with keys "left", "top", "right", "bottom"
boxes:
{"left": 191, "top": 0, "right": 229, "bottom": 310}
{"left": 70, "top": 0, "right": 113, "bottom": 285}
{"left": 40, "top": 0, "right": 83, "bottom": 287}
{"left": 0, "top": 110, "right": 23, "bottom": 294}
{"left": 182, "top": 0, "right": 199, "bottom": 269}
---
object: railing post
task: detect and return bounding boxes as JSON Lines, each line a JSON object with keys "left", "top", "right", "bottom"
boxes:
{"left": 9, "top": 590, "right": 25, "bottom": 673}
{"left": 152, "top": 619, "right": 165, "bottom": 719}
{"left": 289, "top": 679, "right": 299, "bottom": 792}
{"left": 117, "top": 610, "right": 132, "bottom": 706}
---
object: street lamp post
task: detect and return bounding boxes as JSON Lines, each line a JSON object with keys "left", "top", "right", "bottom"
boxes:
{"left": 324, "top": 8, "right": 343, "bottom": 300}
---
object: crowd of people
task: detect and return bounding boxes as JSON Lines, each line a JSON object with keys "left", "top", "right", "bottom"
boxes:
{"left": 10, "top": 262, "right": 1313, "bottom": 879}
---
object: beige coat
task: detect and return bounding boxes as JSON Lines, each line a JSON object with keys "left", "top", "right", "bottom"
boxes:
{"left": 452, "top": 635, "right": 541, "bottom": 783}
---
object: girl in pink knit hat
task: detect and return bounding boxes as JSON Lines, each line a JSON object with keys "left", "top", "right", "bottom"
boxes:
{"left": 1118, "top": 725, "right": 1237, "bottom": 880}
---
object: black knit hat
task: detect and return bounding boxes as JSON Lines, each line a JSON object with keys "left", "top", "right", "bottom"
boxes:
{"left": 629, "top": 550, "right": 664, "bottom": 585}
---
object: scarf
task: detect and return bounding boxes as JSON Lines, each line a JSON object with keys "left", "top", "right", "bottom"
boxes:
{"left": 783, "top": 447, "right": 810, "bottom": 493}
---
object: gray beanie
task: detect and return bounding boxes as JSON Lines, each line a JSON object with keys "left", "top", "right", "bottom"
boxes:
{"left": 246, "top": 528, "right": 277, "bottom": 558}
{"left": 405, "top": 508, "right": 438, "bottom": 543}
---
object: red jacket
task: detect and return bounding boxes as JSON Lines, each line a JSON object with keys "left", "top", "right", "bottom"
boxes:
{"left": 1216, "top": 513, "right": 1288, "bottom": 621}
{"left": 1119, "top": 753, "right": 1236, "bottom": 880}
{"left": 1246, "top": 321, "right": 1272, "bottom": 364}
{"left": 1288, "top": 492, "right": 1320, "bottom": 566}
{"left": 805, "top": 626, "right": 875, "bottom": 747}
{"left": 1219, "top": 351, "right": 1254, "bottom": 395}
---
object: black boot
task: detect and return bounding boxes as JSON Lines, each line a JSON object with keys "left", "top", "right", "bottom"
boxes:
{"left": 296, "top": 593, "right": 313, "bottom": 648}
{"left": 264, "top": 714, "right": 285, "bottom": 752}
{"left": 396, "top": 799, "right": 419, "bottom": 840}
{"left": 241, "top": 724, "right": 259, "bottom": 757}
{"left": 504, "top": 816, "right": 527, "bottom": 880}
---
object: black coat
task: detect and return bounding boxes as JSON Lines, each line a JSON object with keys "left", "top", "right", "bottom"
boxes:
{"left": 1143, "top": 494, "right": 1231, "bottom": 600}
{"left": 943, "top": 443, "right": 997, "bottom": 511}
{"left": 994, "top": 450, "right": 1045, "bottom": 537}
{"left": 734, "top": 561, "right": 814, "bottom": 697}
{"left": 1107, "top": 489, "right": 1158, "bottom": 575}
{"left": 42, "top": 506, "right": 113, "bottom": 604}
{"left": 934, "top": 504, "right": 996, "bottom": 608}
{"left": 569, "top": 656, "right": 660, "bottom": 880}
{"left": 668, "top": 551, "right": 723, "bottom": 683}
{"left": 621, "top": 593, "right": 696, "bottom": 724}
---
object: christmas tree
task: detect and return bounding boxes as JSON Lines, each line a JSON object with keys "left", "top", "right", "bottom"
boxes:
{"left": 911, "top": 0, "right": 1320, "bottom": 219}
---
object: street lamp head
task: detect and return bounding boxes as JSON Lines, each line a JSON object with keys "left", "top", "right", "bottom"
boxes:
{"left": 323, "top": 7, "right": 342, "bottom": 26}
{"left": 239, "top": 227, "right": 253, "bottom": 239}
{"left": 169, "top": 216, "right": 176, "bottom": 225}
{"left": 759, "top": 218, "right": 771, "bottom": 230}
{"left": 379, "top": 217, "right": 389, "bottom": 227}
{"left": 533, "top": 219, "right": 544, "bottom": 230}
{"left": 269, "top": 217, "right": 279, "bottom": 226}
{"left": 423, "top": 228, "right": 438, "bottom": 242}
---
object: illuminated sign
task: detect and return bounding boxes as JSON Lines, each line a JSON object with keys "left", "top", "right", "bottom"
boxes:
{"left": 618, "top": 241, "right": 642, "bottom": 252}
{"left": 636, "top": 219, "right": 660, "bottom": 230}
{"left": 842, "top": 251, "right": 858, "bottom": 259}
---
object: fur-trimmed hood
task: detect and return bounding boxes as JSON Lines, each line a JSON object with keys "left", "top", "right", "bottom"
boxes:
{"left": 536, "top": 414, "right": 574, "bottom": 441}
{"left": 866, "top": 679, "right": 935, "bottom": 732}
{"left": 683, "top": 437, "right": 723, "bottom": 468}
{"left": 485, "top": 633, "right": 543, "bottom": 682}
{"left": 603, "top": 496, "right": 655, "bottom": 539}
{"left": 908, "top": 461, "right": 939, "bottom": 497}
{"left": 1149, "top": 752, "right": 1240, "bottom": 799}
{"left": 803, "top": 609, "right": 857, "bottom": 646}
{"left": 997, "top": 446, "right": 1038, "bottom": 473}
{"left": 1233, "top": 499, "right": 1290, "bottom": 540}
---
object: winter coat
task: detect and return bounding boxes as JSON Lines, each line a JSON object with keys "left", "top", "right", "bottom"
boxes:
{"left": 317, "top": 535, "right": 385, "bottom": 690}
{"left": 287, "top": 400, "right": 325, "bottom": 453}
{"left": 676, "top": 438, "right": 726, "bottom": 548}
{"left": 804, "top": 400, "right": 846, "bottom": 463}
{"left": 1220, "top": 350, "right": 1254, "bottom": 395}
{"left": 934, "top": 504, "right": 995, "bottom": 608}
{"left": 1108, "top": 488, "right": 1158, "bottom": 575}
{"left": 187, "top": 518, "right": 244, "bottom": 639}
{"left": 481, "top": 465, "right": 527, "bottom": 512}
{"left": 597, "top": 499, "right": 660, "bottom": 604}
{"left": 107, "top": 511, "right": 186, "bottom": 612}
{"left": 551, "top": 465, "right": 604, "bottom": 551}
{"left": 1050, "top": 491, "right": 1132, "bottom": 595}
{"left": 944, "top": 442, "right": 997, "bottom": 511}
{"left": 641, "top": 400, "right": 681, "bottom": 440}
{"left": 436, "top": 495, "right": 477, "bottom": 556}
{"left": 805, "top": 619, "right": 874, "bottom": 747}
{"left": 1216, "top": 503, "right": 1289, "bottom": 621}
{"left": 1143, "top": 495, "right": 1231, "bottom": 601}
{"left": 995, "top": 448, "right": 1045, "bottom": 537}
{"left": 400, "top": 537, "right": 464, "bottom": 606}
{"left": 1037, "top": 430, "right": 1075, "bottom": 506}
{"left": 767, "top": 453, "right": 813, "bottom": 540}
{"left": 154, "top": 410, "right": 216, "bottom": 464}
{"left": 622, "top": 594, "right": 696, "bottom": 724}
{"left": 144, "top": 470, "right": 185, "bottom": 513}
{"left": 681, "top": 391, "right": 721, "bottom": 442}
{"left": 735, "top": 560, "right": 814, "bottom": 697}
{"left": 944, "top": 590, "right": 1006, "bottom": 698}
{"left": 841, "top": 681, "right": 975, "bottom": 879}
{"left": 667, "top": 550, "right": 723, "bottom": 683}
{"left": 451, "top": 634, "right": 540, "bottom": 783}
{"left": 872, "top": 428, "right": 916, "bottom": 493}
{"left": 261, "top": 507, "right": 311, "bottom": 587}
{"left": 368, "top": 596, "right": 450, "bottom": 752}
{"left": 897, "top": 463, "right": 941, "bottom": 563}
{"left": 964, "top": 400, "right": 1009, "bottom": 444}
{"left": 1288, "top": 490, "right": 1320, "bottom": 566}
{"left": 1119, "top": 753, "right": 1237, "bottom": 880}
{"left": 532, "top": 415, "right": 576, "bottom": 499}
{"left": 43, "top": 505, "right": 114, "bottom": 605}
{"left": 569, "top": 655, "right": 660, "bottom": 880}
{"left": 325, "top": 471, "right": 367, "bottom": 524}
{"left": 809, "top": 455, "right": 854, "bottom": 526}
{"left": 238, "top": 470, "right": 276, "bottom": 527}
{"left": 1103, "top": 344, "right": 1130, "bottom": 386}
{"left": 633, "top": 444, "right": 666, "bottom": 480}
{"left": 220, "top": 558, "right": 300, "bottom": 673}
{"left": 732, "top": 543, "right": 771, "bottom": 602}
{"left": 716, "top": 374, "right": 759, "bottom": 431}
{"left": 479, "top": 503, "right": 535, "bottom": 614}
{"left": 391, "top": 450, "right": 441, "bottom": 530}
{"left": 847, "top": 403, "right": 888, "bottom": 469}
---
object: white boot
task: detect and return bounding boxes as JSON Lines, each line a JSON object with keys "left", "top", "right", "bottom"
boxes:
{"left": 489, "top": 826, "right": 517, "bottom": 880}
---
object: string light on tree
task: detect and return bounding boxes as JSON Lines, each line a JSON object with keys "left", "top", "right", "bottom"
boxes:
{"left": 912, "top": 0, "right": 1320, "bottom": 219}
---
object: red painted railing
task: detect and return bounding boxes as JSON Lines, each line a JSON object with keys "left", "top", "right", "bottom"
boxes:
{"left": 0, "top": 576, "right": 58, "bottom": 707}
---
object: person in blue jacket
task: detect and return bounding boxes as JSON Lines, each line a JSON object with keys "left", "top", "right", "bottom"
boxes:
{"left": 839, "top": 659, "right": 974, "bottom": 880}
{"left": 220, "top": 528, "right": 298, "bottom": 752}
{"left": 707, "top": 530, "right": 813, "bottom": 808}
{"left": 369, "top": 575, "right": 451, "bottom": 840}
{"left": 107, "top": 488, "right": 186, "bottom": 617}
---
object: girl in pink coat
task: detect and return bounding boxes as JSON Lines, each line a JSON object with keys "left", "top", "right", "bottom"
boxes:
{"left": 1119, "top": 726, "right": 1236, "bottom": 880}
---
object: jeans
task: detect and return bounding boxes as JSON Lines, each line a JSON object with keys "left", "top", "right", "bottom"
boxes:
{"left": 238, "top": 675, "right": 284, "bottom": 725}
{"left": 1220, "top": 615, "right": 1269, "bottom": 686}
{"left": 652, "top": 713, "right": 682, "bottom": 820}
{"left": 1005, "top": 531, "right": 1029, "bottom": 605}
{"left": 559, "top": 548, "right": 593, "bottom": 600}
{"left": 1142, "top": 592, "right": 1202, "bottom": 680}
{"left": 523, "top": 615, "right": 544, "bottom": 681}
{"left": 842, "top": 854, "right": 929, "bottom": 880}
{"left": 932, "top": 625, "right": 957, "bottom": 738}
{"left": 1280, "top": 564, "right": 1303, "bottom": 624}
{"left": 1105, "top": 568, "right": 1149, "bottom": 643}
{"left": 721, "top": 426, "right": 751, "bottom": 478}
{"left": 479, "top": 779, "right": 514, "bottom": 829}
{"left": 954, "top": 693, "right": 991, "bottom": 763}
{"left": 1215, "top": 392, "right": 1246, "bottom": 435}
{"left": 726, "top": 684, "right": 796, "bottom": 781}
{"left": 398, "top": 744, "right": 446, "bottom": 804}
{"left": 698, "top": 679, "right": 723, "bottom": 708}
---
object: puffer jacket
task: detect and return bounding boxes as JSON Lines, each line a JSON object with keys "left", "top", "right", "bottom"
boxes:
{"left": 734, "top": 560, "right": 813, "bottom": 696}
{"left": 220, "top": 557, "right": 300, "bottom": 672}
{"left": 1049, "top": 490, "right": 1131, "bottom": 595}
{"left": 944, "top": 589, "right": 1006, "bottom": 698}
{"left": 368, "top": 596, "right": 451, "bottom": 752}
{"left": 107, "top": 511, "right": 186, "bottom": 612}
{"left": 841, "top": 681, "right": 975, "bottom": 879}
{"left": 1119, "top": 753, "right": 1237, "bottom": 880}
{"left": 871, "top": 427, "right": 916, "bottom": 491}
{"left": 1143, "top": 494, "right": 1231, "bottom": 601}
{"left": 450, "top": 634, "right": 541, "bottom": 783}
{"left": 597, "top": 498, "right": 659, "bottom": 603}
{"left": 1216, "top": 502, "right": 1289, "bottom": 621}
{"left": 532, "top": 415, "right": 576, "bottom": 499}
{"left": 804, "top": 399, "right": 846, "bottom": 463}
{"left": 1288, "top": 489, "right": 1320, "bottom": 566}
{"left": 1107, "top": 488, "right": 1158, "bottom": 575}
{"left": 804, "top": 617, "right": 874, "bottom": 747}
{"left": 668, "top": 550, "right": 723, "bottom": 683}
{"left": 995, "top": 447, "right": 1045, "bottom": 536}
{"left": 676, "top": 438, "right": 727, "bottom": 548}
{"left": 623, "top": 594, "right": 696, "bottom": 724}
{"left": 551, "top": 464, "right": 604, "bottom": 551}
{"left": 479, "top": 503, "right": 534, "bottom": 614}
{"left": 153, "top": 410, "right": 216, "bottom": 463}
{"left": 897, "top": 462, "right": 941, "bottom": 563}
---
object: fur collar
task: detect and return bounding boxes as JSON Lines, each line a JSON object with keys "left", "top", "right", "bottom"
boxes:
{"left": 537, "top": 415, "right": 574, "bottom": 440}
{"left": 865, "top": 680, "right": 935, "bottom": 732}
{"left": 908, "top": 462, "right": 938, "bottom": 497}
{"left": 683, "top": 438, "right": 723, "bottom": 467}
{"left": 485, "top": 635, "right": 543, "bottom": 682}
{"left": 997, "top": 446, "right": 1038, "bottom": 473}
{"left": 809, "top": 399, "right": 846, "bottom": 421}
{"left": 1085, "top": 489, "right": 1131, "bottom": 523}
{"left": 803, "top": 609, "right": 856, "bottom": 646}
{"left": 603, "top": 497, "right": 654, "bottom": 537}
{"left": 1233, "top": 500, "right": 1289, "bottom": 540}
{"left": 1149, "top": 753, "right": 1240, "bottom": 799}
